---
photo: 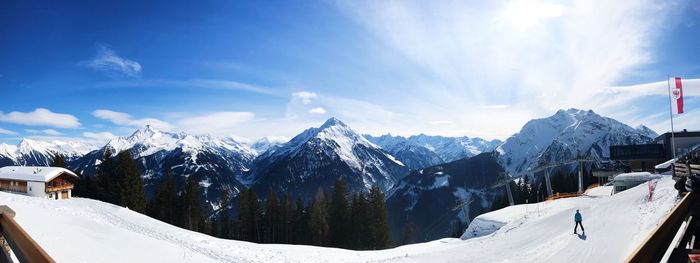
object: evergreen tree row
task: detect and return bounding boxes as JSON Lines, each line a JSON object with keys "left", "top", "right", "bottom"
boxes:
{"left": 145, "top": 171, "right": 211, "bottom": 233}
{"left": 71, "top": 149, "right": 147, "bottom": 213}
{"left": 216, "top": 179, "right": 391, "bottom": 250}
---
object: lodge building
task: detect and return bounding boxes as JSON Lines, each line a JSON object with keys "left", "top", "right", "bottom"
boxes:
{"left": 0, "top": 166, "right": 79, "bottom": 199}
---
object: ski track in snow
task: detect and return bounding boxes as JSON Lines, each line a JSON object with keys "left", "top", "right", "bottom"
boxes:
{"left": 1, "top": 176, "right": 679, "bottom": 262}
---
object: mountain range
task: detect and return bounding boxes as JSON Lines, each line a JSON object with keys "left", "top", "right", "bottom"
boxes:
{"left": 0, "top": 108, "right": 659, "bottom": 243}
{"left": 0, "top": 139, "right": 97, "bottom": 167}
{"left": 366, "top": 134, "right": 501, "bottom": 170}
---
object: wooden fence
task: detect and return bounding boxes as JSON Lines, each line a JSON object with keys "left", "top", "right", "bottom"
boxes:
{"left": 0, "top": 205, "right": 55, "bottom": 263}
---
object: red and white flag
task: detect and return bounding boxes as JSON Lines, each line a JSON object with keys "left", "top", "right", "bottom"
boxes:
{"left": 671, "top": 77, "right": 684, "bottom": 114}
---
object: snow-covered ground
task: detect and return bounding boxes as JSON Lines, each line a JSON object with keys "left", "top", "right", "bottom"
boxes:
{"left": 2, "top": 176, "right": 678, "bottom": 262}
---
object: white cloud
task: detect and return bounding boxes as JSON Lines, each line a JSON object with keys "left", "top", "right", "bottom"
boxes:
{"left": 308, "top": 107, "right": 327, "bottom": 114}
{"left": 92, "top": 110, "right": 174, "bottom": 131}
{"left": 0, "top": 108, "right": 81, "bottom": 128}
{"left": 81, "top": 44, "right": 142, "bottom": 77}
{"left": 0, "top": 128, "right": 16, "bottom": 135}
{"left": 499, "top": 0, "right": 565, "bottom": 31}
{"left": 293, "top": 91, "right": 318, "bottom": 104}
{"left": 176, "top": 112, "right": 255, "bottom": 136}
{"left": 82, "top": 131, "right": 117, "bottom": 141}
{"left": 332, "top": 0, "right": 677, "bottom": 139}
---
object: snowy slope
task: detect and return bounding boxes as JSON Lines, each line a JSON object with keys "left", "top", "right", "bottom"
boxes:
{"left": 3, "top": 174, "right": 677, "bottom": 262}
{"left": 496, "top": 109, "right": 655, "bottom": 176}
{"left": 365, "top": 134, "right": 501, "bottom": 170}
{"left": 457, "top": 176, "right": 676, "bottom": 262}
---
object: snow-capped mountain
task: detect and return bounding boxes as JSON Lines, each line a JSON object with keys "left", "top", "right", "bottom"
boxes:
{"left": 71, "top": 125, "right": 256, "bottom": 205}
{"left": 0, "top": 139, "right": 98, "bottom": 166}
{"left": 249, "top": 117, "right": 409, "bottom": 199}
{"left": 496, "top": 109, "right": 656, "bottom": 177}
{"left": 635, "top": 125, "right": 659, "bottom": 139}
{"left": 386, "top": 153, "right": 505, "bottom": 244}
{"left": 365, "top": 134, "right": 502, "bottom": 170}
{"left": 247, "top": 136, "right": 289, "bottom": 155}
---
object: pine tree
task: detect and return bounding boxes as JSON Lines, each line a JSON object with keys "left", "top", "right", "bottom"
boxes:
{"left": 115, "top": 151, "right": 146, "bottom": 213}
{"left": 349, "top": 192, "right": 370, "bottom": 249}
{"left": 282, "top": 194, "right": 295, "bottom": 244}
{"left": 96, "top": 148, "right": 117, "bottom": 204}
{"left": 237, "top": 188, "right": 252, "bottom": 241}
{"left": 329, "top": 179, "right": 350, "bottom": 248}
{"left": 50, "top": 154, "right": 67, "bottom": 168}
{"left": 309, "top": 188, "right": 329, "bottom": 246}
{"left": 148, "top": 171, "right": 178, "bottom": 223}
{"left": 293, "top": 197, "right": 308, "bottom": 244}
{"left": 368, "top": 186, "right": 390, "bottom": 249}
{"left": 182, "top": 177, "right": 203, "bottom": 231}
{"left": 237, "top": 188, "right": 261, "bottom": 242}
{"left": 218, "top": 190, "right": 232, "bottom": 239}
{"left": 264, "top": 188, "right": 280, "bottom": 243}
{"left": 74, "top": 172, "right": 97, "bottom": 199}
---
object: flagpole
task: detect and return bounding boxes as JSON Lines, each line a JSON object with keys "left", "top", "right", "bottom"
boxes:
{"left": 666, "top": 75, "right": 677, "bottom": 159}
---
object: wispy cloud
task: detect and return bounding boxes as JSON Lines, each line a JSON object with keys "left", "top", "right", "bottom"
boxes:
{"left": 80, "top": 44, "right": 142, "bottom": 77}
{"left": 0, "top": 108, "right": 81, "bottom": 128}
{"left": 92, "top": 110, "right": 174, "bottom": 131}
{"left": 26, "top": 129, "right": 63, "bottom": 136}
{"left": 308, "top": 107, "right": 326, "bottom": 114}
{"left": 0, "top": 128, "right": 16, "bottom": 135}
{"left": 92, "top": 109, "right": 255, "bottom": 137}
{"left": 429, "top": 120, "right": 452, "bottom": 125}
{"left": 292, "top": 91, "right": 318, "bottom": 104}
{"left": 176, "top": 111, "right": 255, "bottom": 136}
{"left": 480, "top": 105, "right": 511, "bottom": 109}
{"left": 99, "top": 78, "right": 280, "bottom": 96}
{"left": 82, "top": 131, "right": 117, "bottom": 141}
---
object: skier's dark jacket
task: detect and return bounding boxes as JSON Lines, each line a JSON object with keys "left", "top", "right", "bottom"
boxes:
{"left": 574, "top": 212, "right": 582, "bottom": 222}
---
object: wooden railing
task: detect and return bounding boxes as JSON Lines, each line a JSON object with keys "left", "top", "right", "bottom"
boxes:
{"left": 545, "top": 192, "right": 582, "bottom": 201}
{"left": 674, "top": 163, "right": 700, "bottom": 177}
{"left": 0, "top": 205, "right": 55, "bottom": 263}
{"left": 625, "top": 192, "right": 697, "bottom": 262}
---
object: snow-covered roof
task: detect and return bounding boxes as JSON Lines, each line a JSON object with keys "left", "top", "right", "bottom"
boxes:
{"left": 654, "top": 158, "right": 677, "bottom": 170}
{"left": 613, "top": 172, "right": 662, "bottom": 182}
{"left": 0, "top": 166, "right": 78, "bottom": 182}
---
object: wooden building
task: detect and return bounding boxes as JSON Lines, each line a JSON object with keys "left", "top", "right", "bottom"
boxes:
{"left": 0, "top": 166, "right": 78, "bottom": 199}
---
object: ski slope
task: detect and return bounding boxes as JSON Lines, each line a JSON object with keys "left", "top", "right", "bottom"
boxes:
{"left": 1, "top": 176, "right": 678, "bottom": 262}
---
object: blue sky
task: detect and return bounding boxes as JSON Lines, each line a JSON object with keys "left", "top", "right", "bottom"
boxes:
{"left": 1, "top": 0, "right": 700, "bottom": 144}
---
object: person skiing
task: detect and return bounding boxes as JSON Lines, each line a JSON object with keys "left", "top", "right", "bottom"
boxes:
{"left": 574, "top": 209, "right": 585, "bottom": 234}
